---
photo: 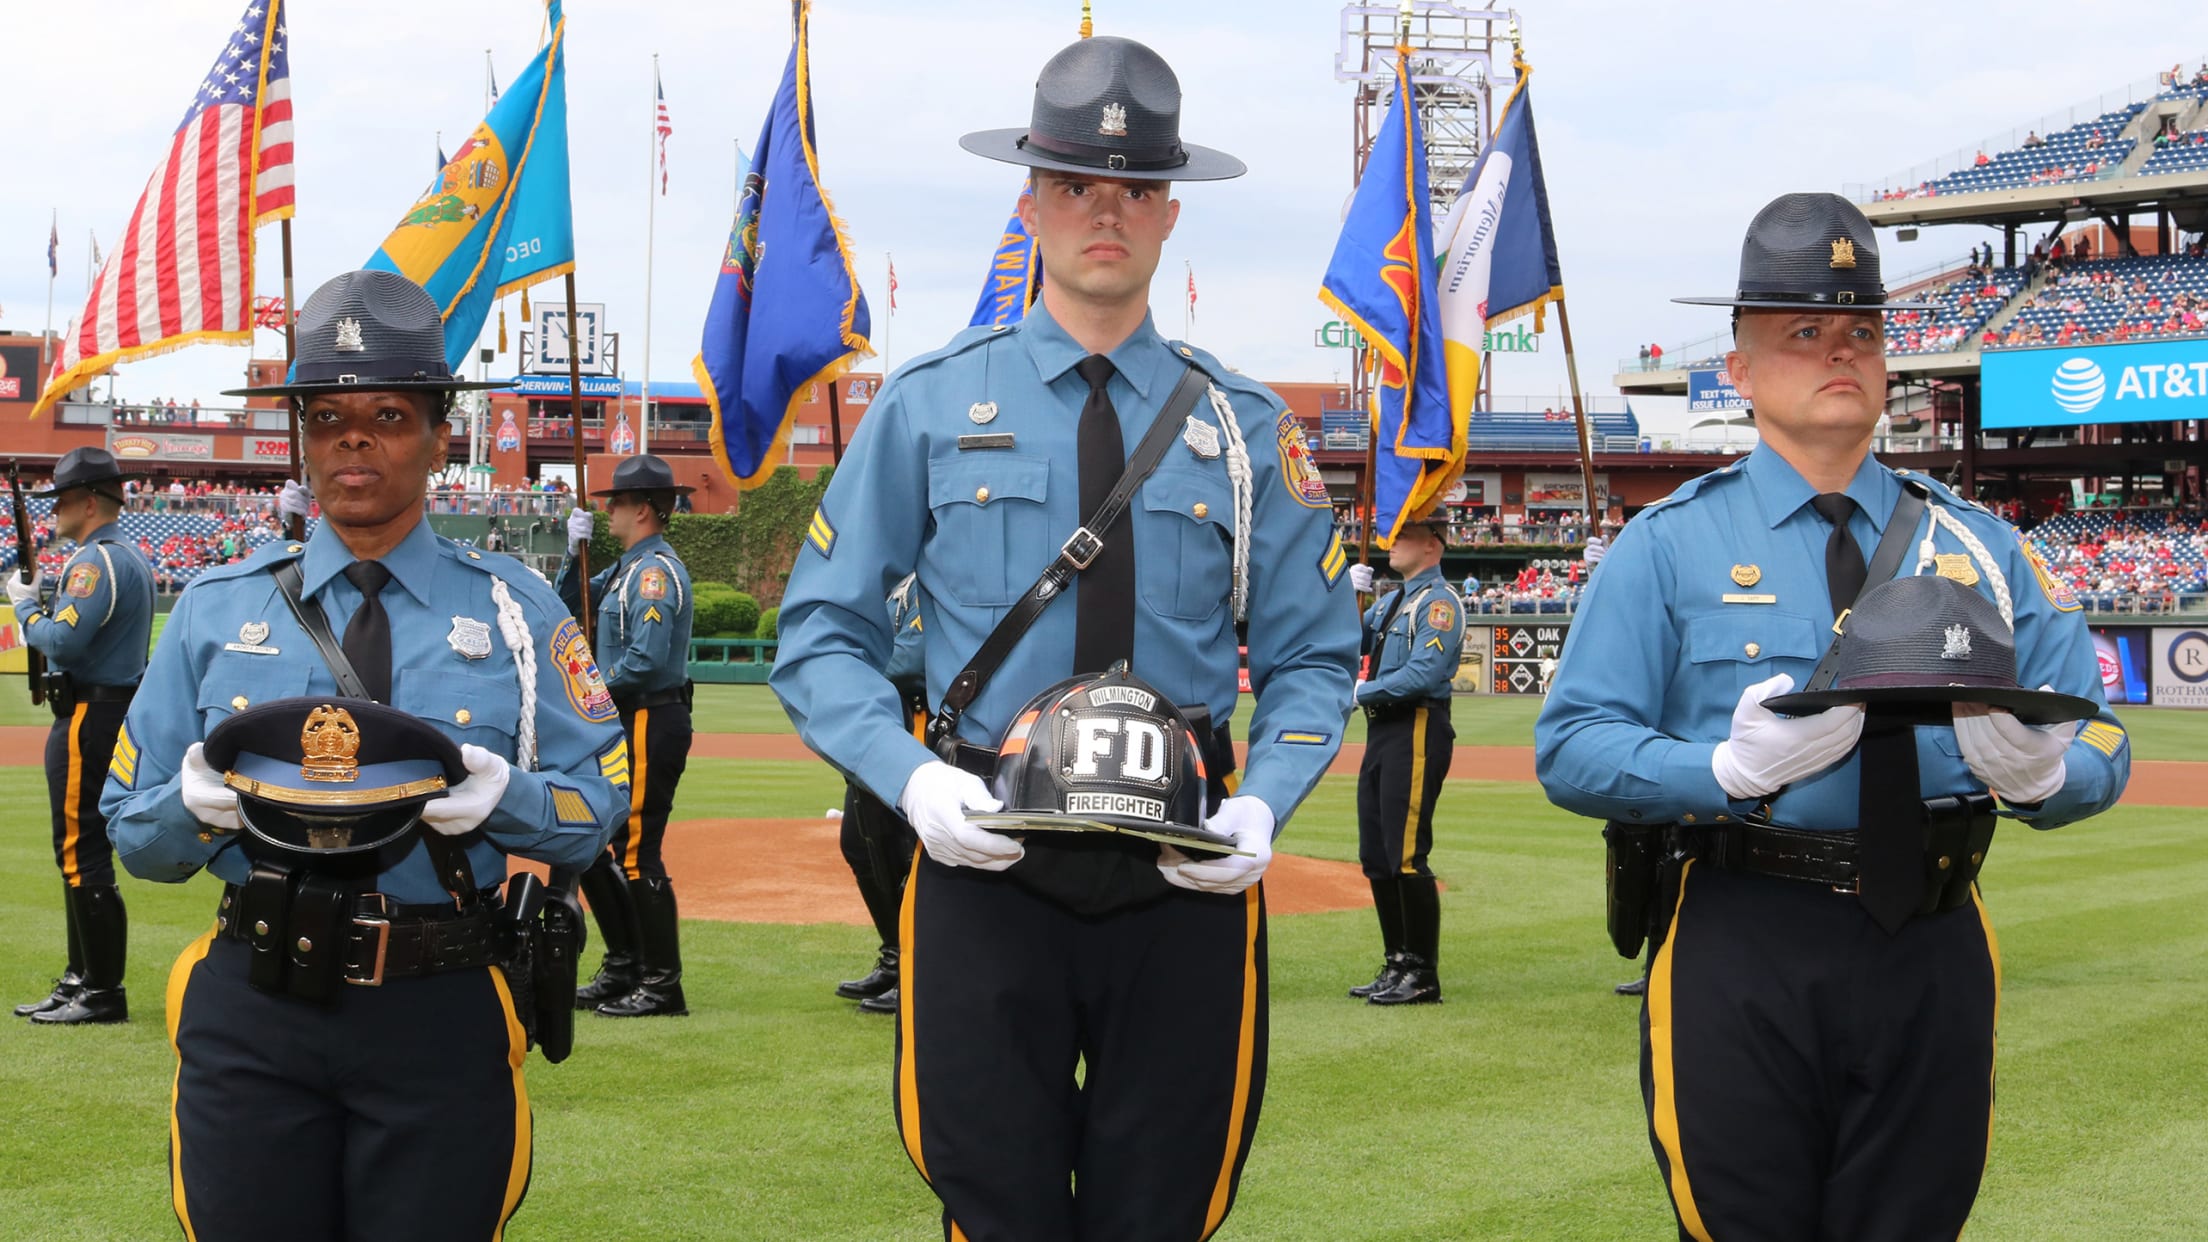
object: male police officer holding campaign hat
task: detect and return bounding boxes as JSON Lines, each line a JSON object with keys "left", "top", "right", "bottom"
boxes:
{"left": 773, "top": 33, "right": 1359, "bottom": 1241}
{"left": 9, "top": 446, "right": 154, "bottom": 1024}
{"left": 1344, "top": 508, "right": 1462, "bottom": 1006}
{"left": 102, "top": 269, "right": 628, "bottom": 1241}
{"left": 557, "top": 452, "right": 697, "bottom": 1017}
{"left": 1536, "top": 193, "right": 2130, "bottom": 1240}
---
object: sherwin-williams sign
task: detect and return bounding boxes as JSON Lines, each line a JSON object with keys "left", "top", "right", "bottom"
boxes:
{"left": 1982, "top": 340, "right": 2208, "bottom": 428}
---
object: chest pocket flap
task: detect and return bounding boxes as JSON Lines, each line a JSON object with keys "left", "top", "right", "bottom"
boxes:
{"left": 399, "top": 669, "right": 523, "bottom": 743}
{"left": 196, "top": 655, "right": 311, "bottom": 718}
{"left": 928, "top": 452, "right": 1049, "bottom": 511}
{"left": 1140, "top": 466, "right": 1233, "bottom": 532}
{"left": 1685, "top": 610, "right": 1826, "bottom": 666}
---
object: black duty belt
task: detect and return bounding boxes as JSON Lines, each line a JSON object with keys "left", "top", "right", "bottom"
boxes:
{"left": 1694, "top": 822, "right": 1863, "bottom": 891}
{"left": 1361, "top": 697, "right": 1449, "bottom": 724}
{"left": 41, "top": 674, "right": 137, "bottom": 702}
{"left": 216, "top": 885, "right": 508, "bottom": 987}
{"left": 614, "top": 686, "right": 690, "bottom": 713}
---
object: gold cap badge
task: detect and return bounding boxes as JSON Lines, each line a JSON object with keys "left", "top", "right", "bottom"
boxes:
{"left": 300, "top": 704, "right": 362, "bottom": 784}
{"left": 1933, "top": 553, "right": 1981, "bottom": 587}
{"left": 1730, "top": 564, "right": 1762, "bottom": 587}
{"left": 1829, "top": 239, "right": 1857, "bottom": 270}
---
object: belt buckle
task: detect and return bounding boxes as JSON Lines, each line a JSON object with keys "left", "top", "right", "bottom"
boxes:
{"left": 348, "top": 893, "right": 392, "bottom": 988}
{"left": 1059, "top": 526, "right": 1103, "bottom": 570}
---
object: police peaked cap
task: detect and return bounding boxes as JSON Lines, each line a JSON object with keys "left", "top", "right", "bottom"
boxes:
{"left": 590, "top": 453, "right": 694, "bottom": 497}
{"left": 960, "top": 36, "right": 1246, "bottom": 182}
{"left": 30, "top": 446, "right": 136, "bottom": 498}
{"left": 1676, "top": 193, "right": 1938, "bottom": 312}
{"left": 223, "top": 269, "right": 503, "bottom": 399}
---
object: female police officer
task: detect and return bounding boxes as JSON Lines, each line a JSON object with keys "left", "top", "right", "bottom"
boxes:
{"left": 101, "top": 270, "right": 629, "bottom": 1241}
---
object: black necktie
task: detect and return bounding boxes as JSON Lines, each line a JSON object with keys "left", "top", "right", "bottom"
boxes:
{"left": 1072, "top": 355, "right": 1134, "bottom": 673}
{"left": 341, "top": 560, "right": 393, "bottom": 703}
{"left": 1810, "top": 492, "right": 1867, "bottom": 619}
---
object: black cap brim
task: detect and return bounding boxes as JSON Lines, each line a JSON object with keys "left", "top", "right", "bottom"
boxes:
{"left": 1765, "top": 684, "right": 2099, "bottom": 726}
{"left": 958, "top": 127, "right": 1246, "bottom": 182}
{"left": 220, "top": 377, "right": 506, "bottom": 399}
{"left": 29, "top": 476, "right": 135, "bottom": 498}
{"left": 590, "top": 483, "right": 695, "bottom": 498}
{"left": 1673, "top": 295, "right": 1942, "bottom": 312}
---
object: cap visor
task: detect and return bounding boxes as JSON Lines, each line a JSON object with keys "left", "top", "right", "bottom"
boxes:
{"left": 966, "top": 812, "right": 1249, "bottom": 857}
{"left": 220, "top": 377, "right": 507, "bottom": 399}
{"left": 1671, "top": 295, "right": 1943, "bottom": 312}
{"left": 1765, "top": 684, "right": 2099, "bottom": 726}
{"left": 957, "top": 128, "right": 1246, "bottom": 181}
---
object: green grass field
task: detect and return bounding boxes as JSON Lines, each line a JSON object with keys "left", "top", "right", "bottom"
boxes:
{"left": 0, "top": 696, "right": 2203, "bottom": 1238}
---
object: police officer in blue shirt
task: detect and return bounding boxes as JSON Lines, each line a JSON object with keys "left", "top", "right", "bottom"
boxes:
{"left": 1536, "top": 194, "right": 2130, "bottom": 1241}
{"left": 772, "top": 35, "right": 1359, "bottom": 1242}
{"left": 101, "top": 270, "right": 629, "bottom": 1242}
{"left": 556, "top": 454, "right": 696, "bottom": 1018}
{"left": 832, "top": 575, "right": 925, "bottom": 1016}
{"left": 1344, "top": 509, "right": 1462, "bottom": 1006}
{"left": 7, "top": 447, "right": 154, "bottom": 1025}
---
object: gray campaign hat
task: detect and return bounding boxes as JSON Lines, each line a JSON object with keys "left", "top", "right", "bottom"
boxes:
{"left": 1765, "top": 574, "right": 2098, "bottom": 725}
{"left": 223, "top": 269, "right": 502, "bottom": 399}
{"left": 591, "top": 453, "right": 694, "bottom": 497}
{"left": 1676, "top": 192, "right": 1938, "bottom": 312}
{"left": 959, "top": 36, "right": 1246, "bottom": 182}
{"left": 30, "top": 447, "right": 136, "bottom": 498}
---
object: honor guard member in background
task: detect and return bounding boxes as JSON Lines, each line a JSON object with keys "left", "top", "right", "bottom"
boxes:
{"left": 772, "top": 35, "right": 1359, "bottom": 1242}
{"left": 101, "top": 270, "right": 629, "bottom": 1242}
{"left": 833, "top": 575, "right": 926, "bottom": 1016}
{"left": 1534, "top": 194, "right": 2129, "bottom": 1242}
{"left": 557, "top": 454, "right": 697, "bottom": 1018}
{"left": 1343, "top": 508, "right": 1461, "bottom": 1007}
{"left": 8, "top": 448, "right": 154, "bottom": 1025}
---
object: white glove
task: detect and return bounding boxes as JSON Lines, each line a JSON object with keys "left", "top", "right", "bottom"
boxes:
{"left": 419, "top": 744, "right": 512, "bottom": 836}
{"left": 1158, "top": 796, "right": 1275, "bottom": 895}
{"left": 1710, "top": 673, "right": 1865, "bottom": 800}
{"left": 278, "top": 478, "right": 313, "bottom": 520}
{"left": 180, "top": 742, "right": 242, "bottom": 833}
{"left": 896, "top": 761, "right": 1022, "bottom": 870}
{"left": 1954, "top": 694, "right": 2080, "bottom": 805}
{"left": 4, "top": 567, "right": 40, "bottom": 611}
{"left": 1348, "top": 563, "right": 1375, "bottom": 593}
{"left": 566, "top": 507, "right": 595, "bottom": 551}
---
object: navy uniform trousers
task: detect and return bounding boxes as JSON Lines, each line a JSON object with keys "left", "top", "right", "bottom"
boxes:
{"left": 1355, "top": 700, "right": 1453, "bottom": 880}
{"left": 1643, "top": 861, "right": 1998, "bottom": 1242}
{"left": 47, "top": 698, "right": 128, "bottom": 888}
{"left": 166, "top": 932, "right": 531, "bottom": 1241}
{"left": 611, "top": 700, "right": 692, "bottom": 882}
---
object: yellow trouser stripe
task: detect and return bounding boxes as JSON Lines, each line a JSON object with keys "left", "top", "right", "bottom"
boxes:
{"left": 623, "top": 710, "right": 650, "bottom": 879}
{"left": 1200, "top": 884, "right": 1264, "bottom": 1239}
{"left": 1973, "top": 886, "right": 2003, "bottom": 1188}
{"left": 489, "top": 966, "right": 534, "bottom": 1241}
{"left": 61, "top": 702, "right": 88, "bottom": 885}
{"left": 896, "top": 850, "right": 928, "bottom": 1181}
{"left": 1399, "top": 707, "right": 1428, "bottom": 874}
{"left": 167, "top": 926, "right": 217, "bottom": 1242}
{"left": 1649, "top": 861, "right": 1713, "bottom": 1242}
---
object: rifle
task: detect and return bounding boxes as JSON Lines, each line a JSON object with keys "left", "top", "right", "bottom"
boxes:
{"left": 6, "top": 462, "right": 46, "bottom": 706}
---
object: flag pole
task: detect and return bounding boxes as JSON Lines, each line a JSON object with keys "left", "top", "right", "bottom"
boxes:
{"left": 281, "top": 217, "right": 304, "bottom": 541}
{"left": 640, "top": 53, "right": 659, "bottom": 456}
{"left": 1556, "top": 299, "right": 1601, "bottom": 534}
{"left": 565, "top": 271, "right": 596, "bottom": 645}
{"left": 881, "top": 251, "right": 893, "bottom": 377}
{"left": 42, "top": 210, "right": 56, "bottom": 365}
{"left": 1182, "top": 259, "right": 1191, "bottom": 342}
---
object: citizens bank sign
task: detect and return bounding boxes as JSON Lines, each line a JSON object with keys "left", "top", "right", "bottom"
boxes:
{"left": 1982, "top": 339, "right": 2208, "bottom": 428}
{"left": 1314, "top": 319, "right": 1540, "bottom": 354}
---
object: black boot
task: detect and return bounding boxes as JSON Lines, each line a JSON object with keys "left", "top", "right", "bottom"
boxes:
{"left": 598, "top": 876, "right": 687, "bottom": 1018}
{"left": 836, "top": 946, "right": 898, "bottom": 1001}
{"left": 1348, "top": 956, "right": 1404, "bottom": 999}
{"left": 1615, "top": 977, "right": 1648, "bottom": 997}
{"left": 34, "top": 885, "right": 128, "bottom": 1025}
{"left": 1367, "top": 952, "right": 1442, "bottom": 1006}
{"left": 15, "top": 881, "right": 84, "bottom": 1018}
{"left": 573, "top": 856, "right": 643, "bottom": 1010}
{"left": 856, "top": 986, "right": 899, "bottom": 1015}
{"left": 1350, "top": 877, "right": 1408, "bottom": 998}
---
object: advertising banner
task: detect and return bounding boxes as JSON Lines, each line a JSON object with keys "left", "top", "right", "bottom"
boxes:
{"left": 2150, "top": 627, "right": 2208, "bottom": 708}
{"left": 1982, "top": 340, "right": 2208, "bottom": 429}
{"left": 1490, "top": 622, "right": 1567, "bottom": 695}
{"left": 1686, "top": 366, "right": 1747, "bottom": 414}
{"left": 1523, "top": 472, "right": 1606, "bottom": 510}
{"left": 0, "top": 342, "right": 43, "bottom": 405}
{"left": 2088, "top": 625, "right": 2154, "bottom": 705}
{"left": 1452, "top": 623, "right": 1491, "bottom": 693}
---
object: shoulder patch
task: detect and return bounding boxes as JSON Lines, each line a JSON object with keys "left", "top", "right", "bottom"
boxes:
{"left": 109, "top": 723, "right": 140, "bottom": 789}
{"left": 2019, "top": 533, "right": 2080, "bottom": 612}
{"left": 639, "top": 567, "right": 668, "bottom": 600}
{"left": 1426, "top": 598, "right": 1457, "bottom": 632}
{"left": 548, "top": 617, "right": 619, "bottom": 722}
{"left": 807, "top": 507, "right": 838, "bottom": 559}
{"left": 1318, "top": 527, "right": 1349, "bottom": 587}
{"left": 1275, "top": 411, "right": 1331, "bottom": 508}
{"left": 64, "top": 563, "right": 101, "bottom": 598}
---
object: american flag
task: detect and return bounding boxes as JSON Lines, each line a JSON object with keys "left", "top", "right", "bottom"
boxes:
{"left": 655, "top": 67, "right": 673, "bottom": 195}
{"left": 887, "top": 254, "right": 898, "bottom": 312}
{"left": 47, "top": 217, "right": 58, "bottom": 278}
{"left": 36, "top": 0, "right": 292, "bottom": 413}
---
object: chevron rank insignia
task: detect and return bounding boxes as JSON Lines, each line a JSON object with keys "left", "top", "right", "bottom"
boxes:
{"left": 1318, "top": 528, "right": 1349, "bottom": 587}
{"left": 548, "top": 783, "right": 597, "bottom": 827}
{"left": 807, "top": 507, "right": 837, "bottom": 558}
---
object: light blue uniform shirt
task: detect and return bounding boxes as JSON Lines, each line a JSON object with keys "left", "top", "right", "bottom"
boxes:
{"left": 102, "top": 518, "right": 630, "bottom": 902}
{"left": 771, "top": 302, "right": 1360, "bottom": 828}
{"left": 1536, "top": 444, "right": 2128, "bottom": 831}
{"left": 1357, "top": 565, "right": 1463, "bottom": 705}
{"left": 556, "top": 533, "right": 694, "bottom": 697}
{"left": 19, "top": 520, "right": 154, "bottom": 686}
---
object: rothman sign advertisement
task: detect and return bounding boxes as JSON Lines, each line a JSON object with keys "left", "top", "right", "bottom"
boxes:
{"left": 1981, "top": 339, "right": 2208, "bottom": 429}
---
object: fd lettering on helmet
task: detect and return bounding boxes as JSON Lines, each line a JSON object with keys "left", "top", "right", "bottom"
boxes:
{"left": 1070, "top": 716, "right": 1169, "bottom": 782}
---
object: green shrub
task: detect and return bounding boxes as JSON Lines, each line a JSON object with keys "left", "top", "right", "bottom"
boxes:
{"left": 756, "top": 606, "right": 779, "bottom": 639}
{"left": 725, "top": 590, "right": 761, "bottom": 638}
{"left": 692, "top": 582, "right": 742, "bottom": 636}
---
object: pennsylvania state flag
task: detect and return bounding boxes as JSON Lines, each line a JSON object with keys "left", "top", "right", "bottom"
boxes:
{"left": 694, "top": 0, "right": 870, "bottom": 489}
{"left": 1318, "top": 36, "right": 1464, "bottom": 549}
{"left": 968, "top": 185, "right": 1038, "bottom": 328}
{"left": 364, "top": 0, "right": 574, "bottom": 370}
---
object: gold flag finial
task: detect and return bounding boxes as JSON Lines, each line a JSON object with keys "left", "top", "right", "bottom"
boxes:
{"left": 1080, "top": 0, "right": 1093, "bottom": 37}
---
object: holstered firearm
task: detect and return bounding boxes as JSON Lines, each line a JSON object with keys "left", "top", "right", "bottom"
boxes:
{"left": 519, "top": 874, "right": 584, "bottom": 1064}
{"left": 1602, "top": 820, "right": 1687, "bottom": 960}
{"left": 6, "top": 462, "right": 46, "bottom": 706}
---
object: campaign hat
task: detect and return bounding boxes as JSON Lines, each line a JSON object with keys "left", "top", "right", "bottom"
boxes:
{"left": 959, "top": 36, "right": 1246, "bottom": 182}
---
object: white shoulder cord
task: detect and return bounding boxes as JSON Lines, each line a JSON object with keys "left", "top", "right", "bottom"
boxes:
{"left": 1204, "top": 383, "right": 1254, "bottom": 621}
{"left": 94, "top": 544, "right": 119, "bottom": 626}
{"left": 489, "top": 577, "right": 539, "bottom": 770}
{"left": 1915, "top": 504, "right": 2014, "bottom": 629}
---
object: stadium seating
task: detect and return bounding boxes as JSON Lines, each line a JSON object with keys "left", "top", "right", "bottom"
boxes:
{"left": 1465, "top": 408, "right": 1639, "bottom": 452}
{"left": 2026, "top": 508, "right": 2208, "bottom": 611}
{"left": 1995, "top": 254, "right": 2208, "bottom": 347}
{"left": 2137, "top": 129, "right": 2208, "bottom": 176}
{"left": 1876, "top": 104, "right": 2145, "bottom": 199}
{"left": 1887, "top": 265, "right": 2027, "bottom": 354}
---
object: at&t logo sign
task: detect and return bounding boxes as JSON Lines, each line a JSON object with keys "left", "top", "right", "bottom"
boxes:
{"left": 2049, "top": 353, "right": 2208, "bottom": 414}
{"left": 2050, "top": 358, "right": 2105, "bottom": 414}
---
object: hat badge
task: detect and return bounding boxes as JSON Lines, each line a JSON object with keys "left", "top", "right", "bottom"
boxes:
{"left": 1940, "top": 623, "right": 1972, "bottom": 661}
{"left": 332, "top": 317, "right": 366, "bottom": 353}
{"left": 300, "top": 704, "right": 362, "bottom": 783}
{"left": 1829, "top": 238, "right": 1858, "bottom": 270}
{"left": 1099, "top": 101, "right": 1128, "bottom": 137}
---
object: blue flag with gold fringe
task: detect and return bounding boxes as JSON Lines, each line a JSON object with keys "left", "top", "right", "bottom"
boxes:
{"left": 364, "top": 0, "right": 573, "bottom": 371}
{"left": 968, "top": 186, "right": 1038, "bottom": 328}
{"left": 694, "top": 0, "right": 870, "bottom": 489}
{"left": 1318, "top": 38, "right": 1464, "bottom": 548}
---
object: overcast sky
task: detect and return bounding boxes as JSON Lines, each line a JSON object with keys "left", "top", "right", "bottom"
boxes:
{"left": 4, "top": 1, "right": 2205, "bottom": 425}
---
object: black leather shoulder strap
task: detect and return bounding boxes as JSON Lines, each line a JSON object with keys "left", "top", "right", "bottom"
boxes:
{"left": 1802, "top": 480, "right": 1929, "bottom": 694}
{"left": 270, "top": 560, "right": 371, "bottom": 701}
{"left": 930, "top": 364, "right": 1209, "bottom": 744}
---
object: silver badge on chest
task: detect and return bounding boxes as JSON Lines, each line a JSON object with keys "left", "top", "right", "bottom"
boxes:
{"left": 1182, "top": 416, "right": 1221, "bottom": 460}
{"left": 238, "top": 621, "right": 270, "bottom": 646}
{"left": 448, "top": 616, "right": 494, "bottom": 660}
{"left": 968, "top": 401, "right": 999, "bottom": 425}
